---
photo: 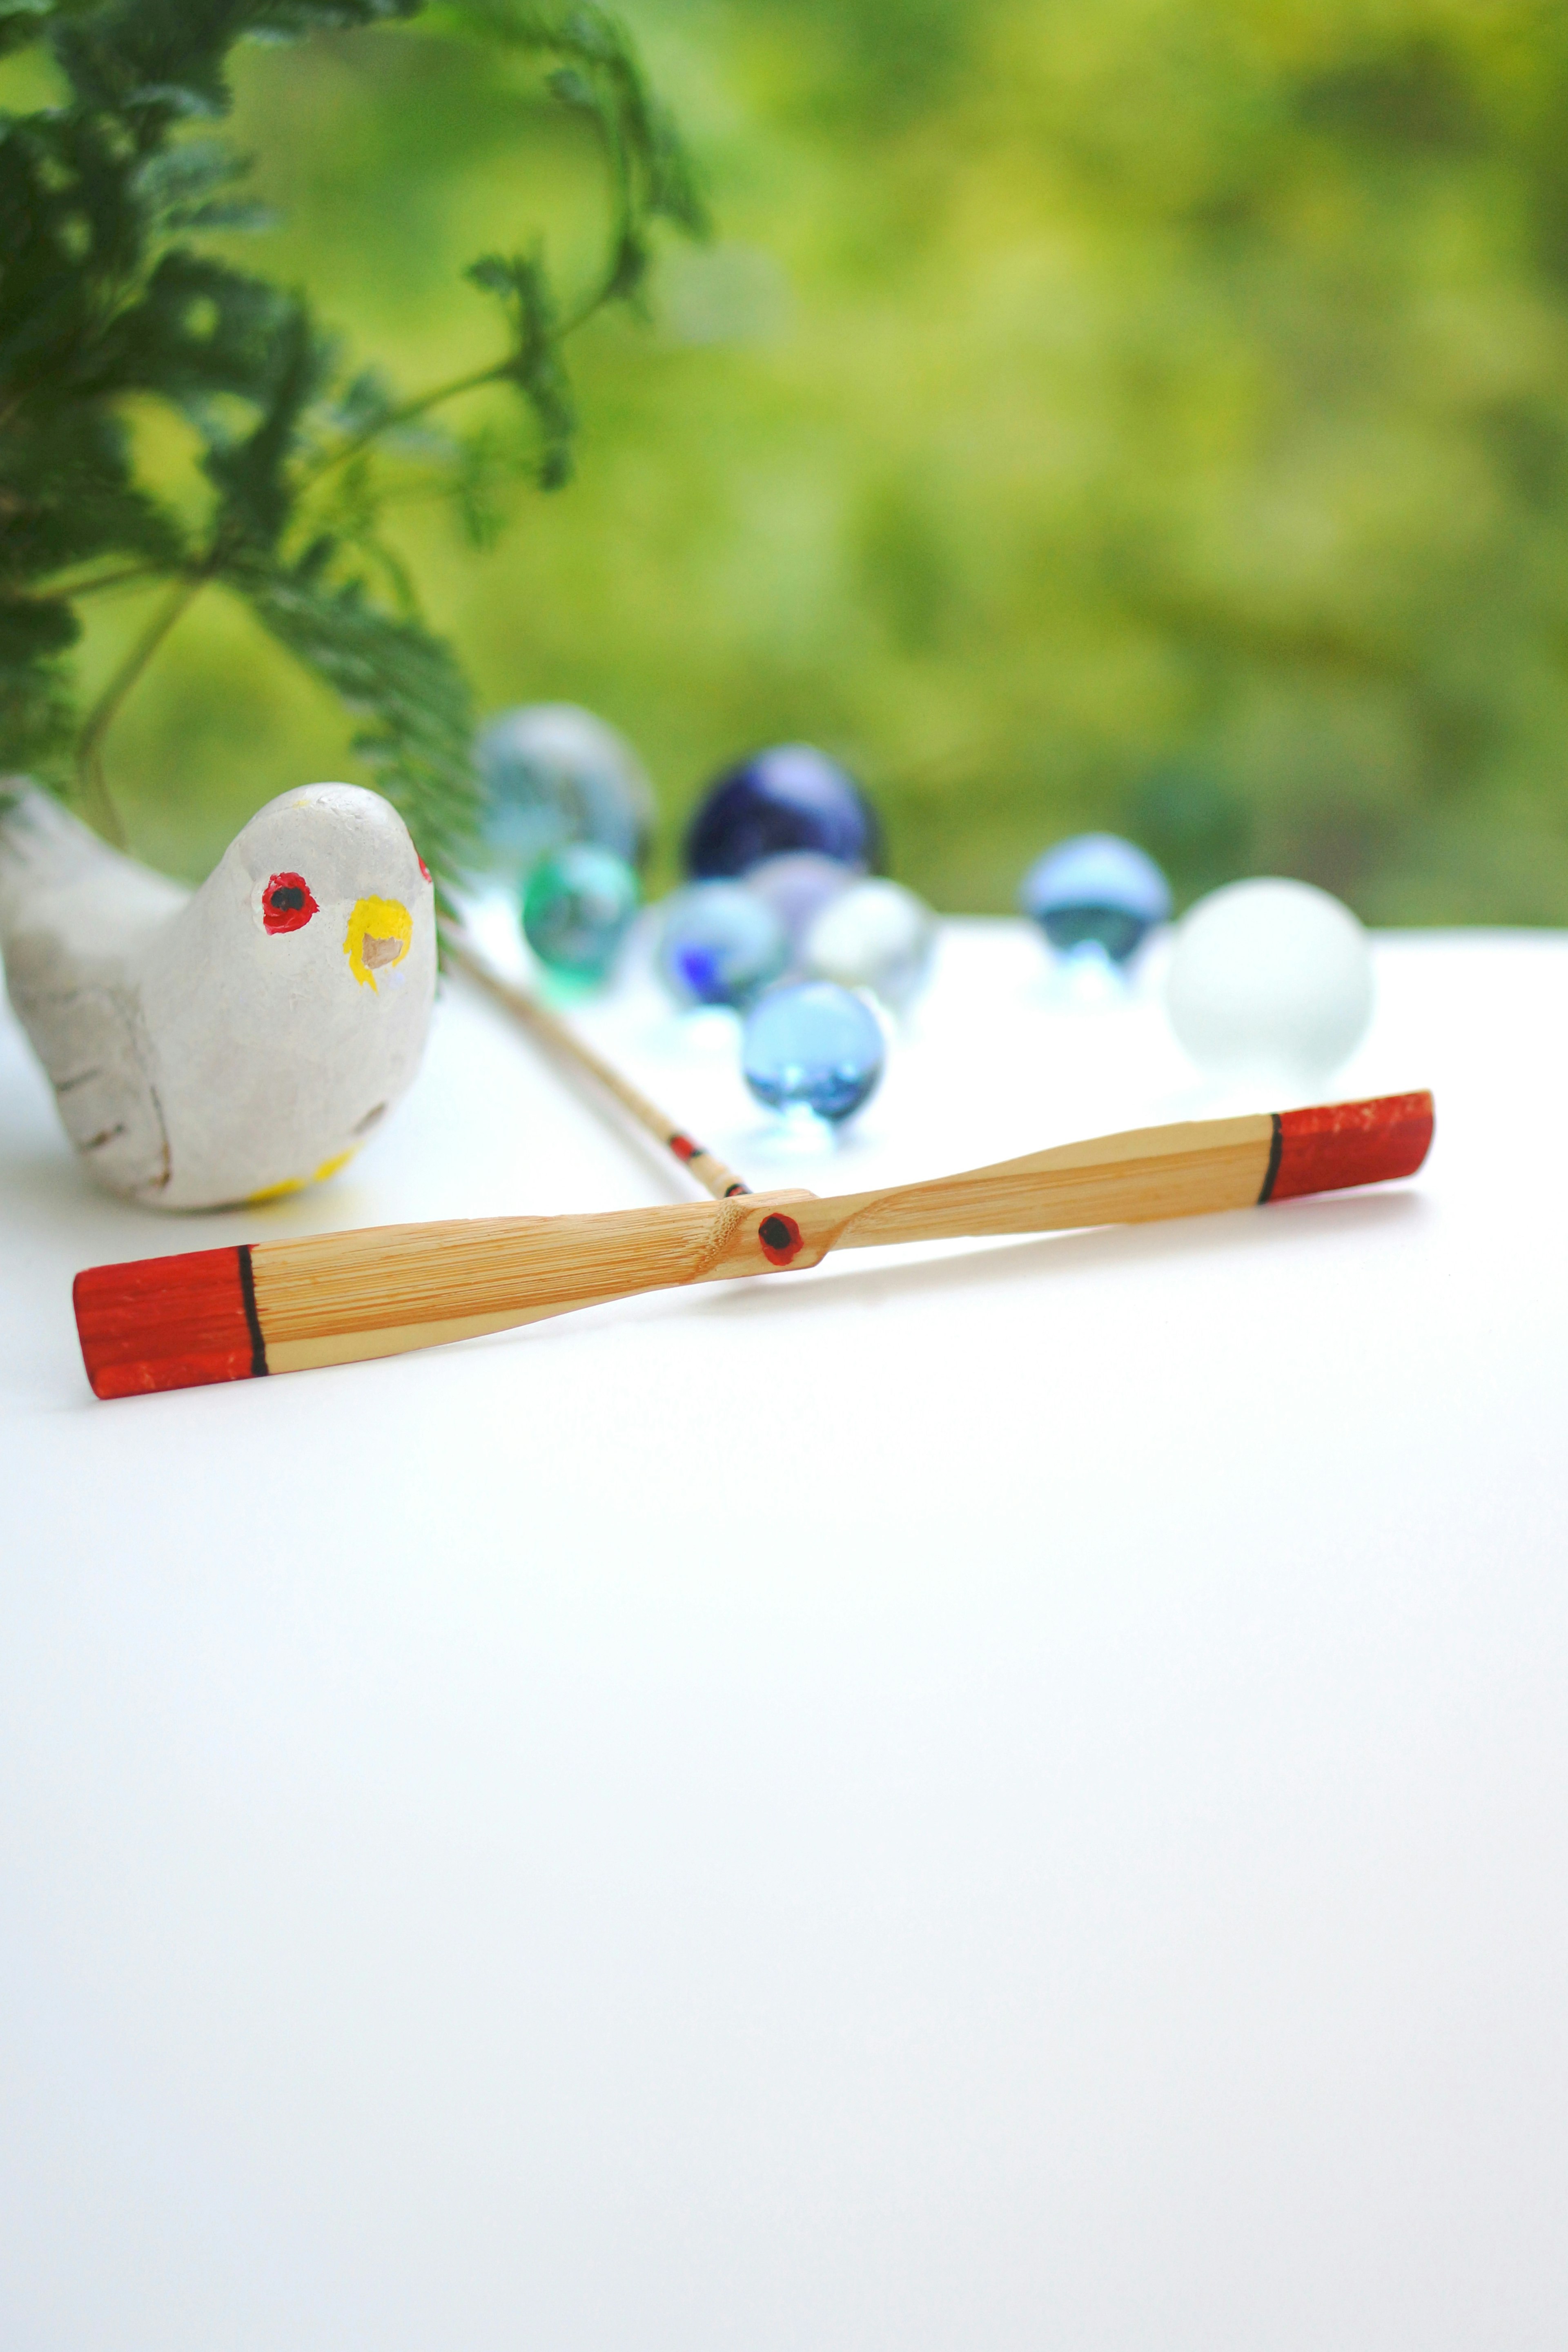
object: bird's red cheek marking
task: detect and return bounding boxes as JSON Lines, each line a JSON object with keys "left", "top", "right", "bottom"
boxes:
{"left": 263, "top": 873, "right": 318, "bottom": 934}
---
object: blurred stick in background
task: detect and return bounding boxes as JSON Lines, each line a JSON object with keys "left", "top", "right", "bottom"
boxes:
{"left": 450, "top": 939, "right": 751, "bottom": 1201}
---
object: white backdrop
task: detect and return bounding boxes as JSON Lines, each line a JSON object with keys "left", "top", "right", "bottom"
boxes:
{"left": 2, "top": 924, "right": 1565, "bottom": 2350}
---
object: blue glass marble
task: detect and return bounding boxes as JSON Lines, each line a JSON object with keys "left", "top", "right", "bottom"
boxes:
{"left": 476, "top": 704, "right": 654, "bottom": 879}
{"left": 1019, "top": 834, "right": 1172, "bottom": 964}
{"left": 656, "top": 881, "right": 789, "bottom": 1008}
{"left": 742, "top": 981, "right": 886, "bottom": 1124}
{"left": 686, "top": 744, "right": 880, "bottom": 879}
{"left": 522, "top": 844, "right": 639, "bottom": 982}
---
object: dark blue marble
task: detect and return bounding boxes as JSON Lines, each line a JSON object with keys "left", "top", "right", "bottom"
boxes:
{"left": 686, "top": 744, "right": 880, "bottom": 879}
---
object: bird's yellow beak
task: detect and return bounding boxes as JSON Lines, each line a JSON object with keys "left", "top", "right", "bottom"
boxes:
{"left": 343, "top": 897, "right": 413, "bottom": 991}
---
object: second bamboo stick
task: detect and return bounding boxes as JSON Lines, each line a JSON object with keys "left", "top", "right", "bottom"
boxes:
{"left": 451, "top": 937, "right": 752, "bottom": 1201}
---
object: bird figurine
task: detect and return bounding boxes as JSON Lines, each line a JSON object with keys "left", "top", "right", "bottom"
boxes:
{"left": 0, "top": 779, "right": 436, "bottom": 1210}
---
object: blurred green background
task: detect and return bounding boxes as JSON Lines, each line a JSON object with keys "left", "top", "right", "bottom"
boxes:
{"left": 33, "top": 0, "right": 1568, "bottom": 918}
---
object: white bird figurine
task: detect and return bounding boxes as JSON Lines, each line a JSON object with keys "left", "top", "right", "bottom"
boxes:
{"left": 0, "top": 779, "right": 436, "bottom": 1210}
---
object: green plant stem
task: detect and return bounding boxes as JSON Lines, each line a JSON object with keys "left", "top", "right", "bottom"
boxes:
{"left": 58, "top": 43, "right": 650, "bottom": 836}
{"left": 67, "top": 350, "right": 519, "bottom": 818}
{"left": 577, "top": 83, "right": 635, "bottom": 326}
{"left": 305, "top": 217, "right": 626, "bottom": 495}
{"left": 304, "top": 357, "right": 517, "bottom": 489}
{"left": 75, "top": 572, "right": 207, "bottom": 848}
{"left": 48, "top": 562, "right": 164, "bottom": 602}
{"left": 63, "top": 268, "right": 615, "bottom": 822}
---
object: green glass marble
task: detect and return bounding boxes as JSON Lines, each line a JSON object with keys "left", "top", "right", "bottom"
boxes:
{"left": 522, "top": 844, "right": 640, "bottom": 983}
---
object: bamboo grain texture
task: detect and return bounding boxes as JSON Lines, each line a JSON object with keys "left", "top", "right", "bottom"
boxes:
{"left": 253, "top": 1115, "right": 1269, "bottom": 1368}
{"left": 73, "top": 1091, "right": 1435, "bottom": 1397}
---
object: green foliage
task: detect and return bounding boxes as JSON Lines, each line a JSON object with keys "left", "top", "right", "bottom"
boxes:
{"left": 0, "top": 0, "right": 702, "bottom": 884}
{"left": 486, "top": 0, "right": 1567, "bottom": 924}
{"left": 466, "top": 250, "right": 575, "bottom": 487}
{"left": 11, "top": 0, "right": 1568, "bottom": 924}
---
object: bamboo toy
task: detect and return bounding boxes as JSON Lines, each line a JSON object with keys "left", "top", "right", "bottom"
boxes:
{"left": 74, "top": 1089, "right": 1433, "bottom": 1399}
{"left": 449, "top": 938, "right": 750, "bottom": 1201}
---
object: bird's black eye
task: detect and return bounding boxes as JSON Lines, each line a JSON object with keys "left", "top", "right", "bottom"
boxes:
{"left": 262, "top": 871, "right": 318, "bottom": 934}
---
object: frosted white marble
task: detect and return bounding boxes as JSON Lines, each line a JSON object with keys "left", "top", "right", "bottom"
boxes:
{"left": 1165, "top": 876, "right": 1374, "bottom": 1084}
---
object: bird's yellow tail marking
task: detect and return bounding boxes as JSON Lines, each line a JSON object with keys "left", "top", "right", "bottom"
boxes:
{"left": 245, "top": 1148, "right": 358, "bottom": 1205}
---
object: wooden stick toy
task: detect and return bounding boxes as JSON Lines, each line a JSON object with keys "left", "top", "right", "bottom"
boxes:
{"left": 74, "top": 1090, "right": 1433, "bottom": 1399}
{"left": 450, "top": 937, "right": 751, "bottom": 1202}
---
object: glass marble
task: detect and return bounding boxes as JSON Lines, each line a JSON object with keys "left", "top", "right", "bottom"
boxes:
{"left": 743, "top": 851, "right": 853, "bottom": 950}
{"left": 1165, "top": 877, "right": 1373, "bottom": 1082}
{"left": 476, "top": 704, "right": 655, "bottom": 880}
{"left": 686, "top": 744, "right": 880, "bottom": 879}
{"left": 803, "top": 877, "right": 936, "bottom": 1013}
{"left": 742, "top": 981, "right": 886, "bottom": 1124}
{"left": 521, "top": 844, "right": 640, "bottom": 983}
{"left": 1020, "top": 834, "right": 1172, "bottom": 964}
{"left": 656, "top": 881, "right": 790, "bottom": 1009}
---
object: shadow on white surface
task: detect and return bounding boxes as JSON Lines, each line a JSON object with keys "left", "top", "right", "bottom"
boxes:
{"left": 690, "top": 1187, "right": 1433, "bottom": 1332}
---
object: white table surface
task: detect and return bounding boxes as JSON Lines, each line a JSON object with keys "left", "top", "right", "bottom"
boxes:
{"left": 2, "top": 921, "right": 1566, "bottom": 2351}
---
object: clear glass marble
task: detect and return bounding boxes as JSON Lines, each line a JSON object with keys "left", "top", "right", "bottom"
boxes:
{"left": 803, "top": 877, "right": 936, "bottom": 1012}
{"left": 656, "top": 881, "right": 790, "bottom": 1008}
{"left": 1019, "top": 834, "right": 1172, "bottom": 965}
{"left": 685, "top": 744, "right": 879, "bottom": 879}
{"left": 476, "top": 704, "right": 654, "bottom": 880}
{"left": 741, "top": 981, "right": 886, "bottom": 1124}
{"left": 521, "top": 844, "right": 639, "bottom": 983}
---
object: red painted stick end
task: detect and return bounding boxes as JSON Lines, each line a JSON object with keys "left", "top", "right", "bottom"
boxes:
{"left": 74, "top": 1245, "right": 263, "bottom": 1401}
{"left": 1268, "top": 1090, "right": 1434, "bottom": 1204}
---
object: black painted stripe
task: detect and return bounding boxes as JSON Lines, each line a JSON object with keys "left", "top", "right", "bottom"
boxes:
{"left": 1256, "top": 1112, "right": 1284, "bottom": 1205}
{"left": 682, "top": 1139, "right": 751, "bottom": 1197}
{"left": 236, "top": 1245, "right": 269, "bottom": 1377}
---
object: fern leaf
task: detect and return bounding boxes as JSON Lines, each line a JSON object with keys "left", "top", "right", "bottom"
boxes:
{"left": 240, "top": 555, "right": 481, "bottom": 891}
